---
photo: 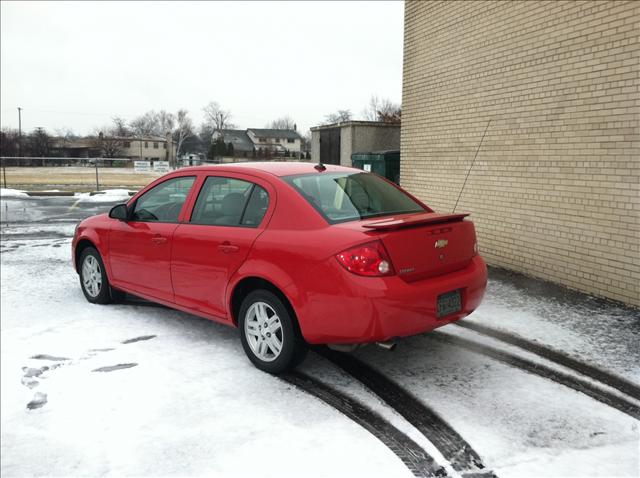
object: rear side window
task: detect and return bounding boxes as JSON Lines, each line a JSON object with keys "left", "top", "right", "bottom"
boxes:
{"left": 190, "top": 176, "right": 269, "bottom": 227}
{"left": 283, "top": 172, "right": 424, "bottom": 224}
{"left": 241, "top": 185, "right": 270, "bottom": 226}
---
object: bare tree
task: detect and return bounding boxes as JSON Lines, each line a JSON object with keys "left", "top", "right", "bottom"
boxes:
{"left": 198, "top": 123, "right": 214, "bottom": 150}
{"left": 91, "top": 128, "right": 124, "bottom": 158}
{"left": 0, "top": 128, "right": 20, "bottom": 157}
{"left": 203, "top": 101, "right": 235, "bottom": 133}
{"left": 267, "top": 116, "right": 296, "bottom": 130}
{"left": 323, "top": 109, "right": 352, "bottom": 125}
{"left": 54, "top": 127, "right": 77, "bottom": 140}
{"left": 30, "top": 128, "right": 52, "bottom": 164}
{"left": 130, "top": 111, "right": 163, "bottom": 136}
{"left": 361, "top": 95, "right": 400, "bottom": 122}
{"left": 157, "top": 110, "right": 175, "bottom": 135}
{"left": 378, "top": 109, "right": 401, "bottom": 124}
{"left": 173, "top": 109, "right": 194, "bottom": 166}
{"left": 111, "top": 117, "right": 131, "bottom": 137}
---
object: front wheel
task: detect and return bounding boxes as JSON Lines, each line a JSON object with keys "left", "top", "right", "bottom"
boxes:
{"left": 79, "top": 246, "right": 117, "bottom": 304}
{"left": 239, "top": 290, "right": 307, "bottom": 374}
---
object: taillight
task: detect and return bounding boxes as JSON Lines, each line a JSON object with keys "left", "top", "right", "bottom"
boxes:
{"left": 335, "top": 240, "right": 395, "bottom": 277}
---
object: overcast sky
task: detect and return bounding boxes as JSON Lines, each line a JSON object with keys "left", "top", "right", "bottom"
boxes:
{"left": 1, "top": 1, "right": 404, "bottom": 136}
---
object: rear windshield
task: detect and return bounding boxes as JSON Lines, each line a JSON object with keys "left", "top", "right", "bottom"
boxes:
{"left": 283, "top": 172, "right": 425, "bottom": 224}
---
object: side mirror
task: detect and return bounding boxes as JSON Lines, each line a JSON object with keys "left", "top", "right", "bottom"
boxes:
{"left": 109, "top": 203, "right": 129, "bottom": 221}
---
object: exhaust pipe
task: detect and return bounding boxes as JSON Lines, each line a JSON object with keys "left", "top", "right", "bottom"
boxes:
{"left": 376, "top": 341, "right": 396, "bottom": 351}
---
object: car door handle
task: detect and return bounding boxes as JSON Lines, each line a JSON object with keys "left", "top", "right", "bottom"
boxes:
{"left": 152, "top": 235, "right": 167, "bottom": 245}
{"left": 218, "top": 242, "right": 239, "bottom": 254}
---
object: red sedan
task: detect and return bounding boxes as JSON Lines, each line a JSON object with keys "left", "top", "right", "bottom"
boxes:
{"left": 72, "top": 162, "right": 487, "bottom": 373}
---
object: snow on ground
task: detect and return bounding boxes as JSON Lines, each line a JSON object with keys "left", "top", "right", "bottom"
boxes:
{"left": 353, "top": 333, "right": 639, "bottom": 477}
{"left": 1, "top": 239, "right": 412, "bottom": 478}
{"left": 1, "top": 197, "right": 639, "bottom": 477}
{"left": 470, "top": 269, "right": 640, "bottom": 382}
{"left": 74, "top": 189, "right": 134, "bottom": 203}
{"left": 0, "top": 188, "right": 29, "bottom": 198}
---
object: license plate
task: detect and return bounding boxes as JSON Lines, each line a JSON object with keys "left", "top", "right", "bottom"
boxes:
{"left": 437, "top": 290, "right": 462, "bottom": 318}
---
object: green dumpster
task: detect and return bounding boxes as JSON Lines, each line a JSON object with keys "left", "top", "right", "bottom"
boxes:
{"left": 351, "top": 150, "right": 400, "bottom": 184}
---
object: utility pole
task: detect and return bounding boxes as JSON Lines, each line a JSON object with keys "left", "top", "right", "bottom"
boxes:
{"left": 17, "top": 107, "right": 22, "bottom": 157}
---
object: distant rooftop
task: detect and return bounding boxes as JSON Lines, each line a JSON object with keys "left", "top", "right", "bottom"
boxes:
{"left": 247, "top": 128, "right": 302, "bottom": 140}
{"left": 311, "top": 120, "right": 400, "bottom": 131}
{"left": 216, "top": 130, "right": 254, "bottom": 152}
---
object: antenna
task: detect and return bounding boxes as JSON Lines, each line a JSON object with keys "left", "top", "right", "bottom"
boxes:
{"left": 314, "top": 157, "right": 326, "bottom": 172}
{"left": 452, "top": 119, "right": 491, "bottom": 213}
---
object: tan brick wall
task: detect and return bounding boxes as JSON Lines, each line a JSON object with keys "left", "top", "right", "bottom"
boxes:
{"left": 401, "top": 0, "right": 639, "bottom": 306}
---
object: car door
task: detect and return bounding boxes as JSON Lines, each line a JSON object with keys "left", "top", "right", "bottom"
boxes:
{"left": 171, "top": 174, "right": 273, "bottom": 319}
{"left": 109, "top": 175, "right": 196, "bottom": 302}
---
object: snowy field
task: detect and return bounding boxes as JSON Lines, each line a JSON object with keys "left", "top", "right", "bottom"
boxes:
{"left": 1, "top": 195, "right": 639, "bottom": 478}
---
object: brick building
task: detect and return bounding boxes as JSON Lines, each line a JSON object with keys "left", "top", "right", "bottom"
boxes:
{"left": 401, "top": 1, "right": 639, "bottom": 305}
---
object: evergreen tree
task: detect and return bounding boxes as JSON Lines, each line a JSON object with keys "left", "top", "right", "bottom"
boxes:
{"left": 214, "top": 136, "right": 227, "bottom": 157}
{"left": 207, "top": 142, "right": 216, "bottom": 160}
{"left": 227, "top": 142, "right": 235, "bottom": 157}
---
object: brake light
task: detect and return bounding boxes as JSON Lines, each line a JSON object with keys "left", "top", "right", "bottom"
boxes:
{"left": 335, "top": 241, "right": 395, "bottom": 277}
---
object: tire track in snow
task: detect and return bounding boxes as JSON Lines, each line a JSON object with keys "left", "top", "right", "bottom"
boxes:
{"left": 317, "top": 348, "right": 497, "bottom": 478}
{"left": 281, "top": 371, "right": 447, "bottom": 478}
{"left": 430, "top": 332, "right": 640, "bottom": 420}
{"left": 455, "top": 321, "right": 640, "bottom": 401}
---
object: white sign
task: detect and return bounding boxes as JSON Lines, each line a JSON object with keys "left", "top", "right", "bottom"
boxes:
{"left": 363, "top": 163, "right": 372, "bottom": 172}
{"left": 134, "top": 160, "right": 151, "bottom": 172}
{"left": 153, "top": 161, "right": 170, "bottom": 173}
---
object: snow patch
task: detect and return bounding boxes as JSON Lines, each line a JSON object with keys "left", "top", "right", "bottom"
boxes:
{"left": 0, "top": 188, "right": 29, "bottom": 198}
{"left": 74, "top": 189, "right": 132, "bottom": 203}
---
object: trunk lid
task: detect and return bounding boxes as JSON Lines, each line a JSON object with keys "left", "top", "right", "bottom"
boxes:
{"left": 360, "top": 212, "right": 477, "bottom": 282}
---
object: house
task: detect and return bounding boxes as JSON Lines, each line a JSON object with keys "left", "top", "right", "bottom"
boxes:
{"left": 52, "top": 133, "right": 177, "bottom": 163}
{"left": 310, "top": 121, "right": 400, "bottom": 166}
{"left": 119, "top": 134, "right": 177, "bottom": 162}
{"left": 50, "top": 138, "right": 100, "bottom": 158}
{"left": 212, "top": 130, "right": 256, "bottom": 158}
{"left": 246, "top": 128, "right": 302, "bottom": 156}
{"left": 212, "top": 128, "right": 304, "bottom": 158}
{"left": 401, "top": 1, "right": 639, "bottom": 306}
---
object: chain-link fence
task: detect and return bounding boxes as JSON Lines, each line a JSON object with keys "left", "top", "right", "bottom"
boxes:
{"left": 0, "top": 157, "right": 171, "bottom": 193}
{"left": 0, "top": 156, "right": 313, "bottom": 193}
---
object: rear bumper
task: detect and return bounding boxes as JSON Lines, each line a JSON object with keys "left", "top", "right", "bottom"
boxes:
{"left": 292, "top": 255, "right": 487, "bottom": 344}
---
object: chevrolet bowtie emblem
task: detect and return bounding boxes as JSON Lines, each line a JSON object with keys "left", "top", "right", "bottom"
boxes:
{"left": 435, "top": 239, "right": 448, "bottom": 249}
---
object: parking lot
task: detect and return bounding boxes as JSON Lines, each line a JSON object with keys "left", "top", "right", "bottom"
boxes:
{"left": 1, "top": 194, "right": 639, "bottom": 477}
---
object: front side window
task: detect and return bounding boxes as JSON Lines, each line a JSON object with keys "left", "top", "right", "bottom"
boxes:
{"left": 132, "top": 176, "right": 195, "bottom": 223}
{"left": 283, "top": 172, "right": 425, "bottom": 224}
{"left": 190, "top": 176, "right": 269, "bottom": 227}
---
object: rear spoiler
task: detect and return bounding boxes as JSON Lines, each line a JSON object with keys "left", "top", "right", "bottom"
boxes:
{"left": 362, "top": 213, "right": 469, "bottom": 231}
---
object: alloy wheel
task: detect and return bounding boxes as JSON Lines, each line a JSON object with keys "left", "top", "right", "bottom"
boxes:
{"left": 244, "top": 301, "right": 284, "bottom": 362}
{"left": 82, "top": 255, "right": 102, "bottom": 298}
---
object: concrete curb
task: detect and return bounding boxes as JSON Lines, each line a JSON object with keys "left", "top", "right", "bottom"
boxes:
{"left": 23, "top": 191, "right": 137, "bottom": 197}
{"left": 26, "top": 191, "right": 75, "bottom": 197}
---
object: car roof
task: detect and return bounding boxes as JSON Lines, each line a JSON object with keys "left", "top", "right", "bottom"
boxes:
{"left": 177, "top": 161, "right": 359, "bottom": 177}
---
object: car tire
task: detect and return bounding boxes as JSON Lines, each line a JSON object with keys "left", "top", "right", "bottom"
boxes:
{"left": 79, "top": 246, "right": 113, "bottom": 305}
{"left": 239, "top": 289, "right": 307, "bottom": 374}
